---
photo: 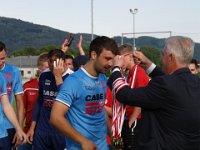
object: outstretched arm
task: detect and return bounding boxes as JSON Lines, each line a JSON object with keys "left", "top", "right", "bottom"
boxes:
{"left": 2, "top": 95, "right": 27, "bottom": 145}
{"left": 61, "top": 34, "right": 74, "bottom": 53}
{"left": 26, "top": 121, "right": 36, "bottom": 144}
{"left": 133, "top": 51, "right": 164, "bottom": 77}
{"left": 61, "top": 38, "right": 69, "bottom": 53}
{"left": 15, "top": 94, "right": 24, "bottom": 128}
{"left": 76, "top": 34, "right": 85, "bottom": 55}
{"left": 14, "top": 93, "right": 25, "bottom": 147}
{"left": 133, "top": 51, "right": 153, "bottom": 70}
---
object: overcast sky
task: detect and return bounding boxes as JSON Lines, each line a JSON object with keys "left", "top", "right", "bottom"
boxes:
{"left": 1, "top": 0, "right": 200, "bottom": 42}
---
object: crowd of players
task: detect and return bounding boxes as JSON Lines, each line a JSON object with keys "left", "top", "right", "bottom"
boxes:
{"left": 0, "top": 35, "right": 200, "bottom": 150}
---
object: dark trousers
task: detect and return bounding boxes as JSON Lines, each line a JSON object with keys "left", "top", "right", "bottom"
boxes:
{"left": 7, "top": 128, "right": 16, "bottom": 150}
{"left": 33, "top": 129, "right": 66, "bottom": 150}
{"left": 0, "top": 136, "right": 12, "bottom": 150}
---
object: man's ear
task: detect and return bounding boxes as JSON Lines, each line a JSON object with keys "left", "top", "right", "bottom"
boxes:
{"left": 169, "top": 53, "right": 175, "bottom": 63}
{"left": 91, "top": 51, "right": 97, "bottom": 60}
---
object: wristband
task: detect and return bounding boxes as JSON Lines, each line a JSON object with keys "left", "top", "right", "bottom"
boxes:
{"left": 112, "top": 66, "right": 121, "bottom": 73}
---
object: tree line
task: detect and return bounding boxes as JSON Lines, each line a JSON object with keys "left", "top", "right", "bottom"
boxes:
{"left": 10, "top": 45, "right": 161, "bottom": 68}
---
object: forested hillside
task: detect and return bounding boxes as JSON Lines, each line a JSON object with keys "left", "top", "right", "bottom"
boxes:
{"left": 0, "top": 16, "right": 199, "bottom": 60}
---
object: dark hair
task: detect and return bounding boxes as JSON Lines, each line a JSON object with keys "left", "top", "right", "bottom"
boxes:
{"left": 48, "top": 49, "right": 66, "bottom": 61}
{"left": 65, "top": 54, "right": 74, "bottom": 60}
{"left": 190, "top": 59, "right": 199, "bottom": 68}
{"left": 89, "top": 36, "right": 119, "bottom": 58}
{"left": 48, "top": 49, "right": 66, "bottom": 71}
{"left": 0, "top": 41, "right": 6, "bottom": 52}
{"left": 73, "top": 55, "right": 89, "bottom": 71}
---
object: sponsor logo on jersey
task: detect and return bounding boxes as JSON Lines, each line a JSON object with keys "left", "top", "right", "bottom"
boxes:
{"left": 5, "top": 73, "right": 12, "bottom": 79}
{"left": 84, "top": 86, "right": 95, "bottom": 91}
{"left": 29, "top": 92, "right": 37, "bottom": 96}
{"left": 43, "top": 90, "right": 57, "bottom": 97}
{"left": 85, "top": 93, "right": 105, "bottom": 114}
{"left": 6, "top": 81, "right": 12, "bottom": 96}
{"left": 85, "top": 93, "right": 104, "bottom": 101}
{"left": 85, "top": 101, "right": 105, "bottom": 115}
{"left": 45, "top": 79, "right": 51, "bottom": 85}
{"left": 44, "top": 99, "right": 54, "bottom": 108}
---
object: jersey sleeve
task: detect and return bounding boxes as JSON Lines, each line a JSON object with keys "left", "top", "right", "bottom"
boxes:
{"left": 13, "top": 67, "right": 23, "bottom": 95}
{"left": 56, "top": 76, "right": 79, "bottom": 107}
{"left": 0, "top": 73, "right": 7, "bottom": 95}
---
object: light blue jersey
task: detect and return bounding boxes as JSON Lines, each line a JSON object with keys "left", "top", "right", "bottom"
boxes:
{"left": 56, "top": 68, "right": 109, "bottom": 150}
{"left": 0, "top": 63, "right": 23, "bottom": 129}
{"left": 0, "top": 73, "right": 8, "bottom": 138}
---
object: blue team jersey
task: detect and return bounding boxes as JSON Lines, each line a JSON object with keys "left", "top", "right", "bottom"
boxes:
{"left": 0, "top": 73, "right": 8, "bottom": 138}
{"left": 35, "top": 70, "right": 68, "bottom": 133}
{"left": 0, "top": 63, "right": 23, "bottom": 129}
{"left": 56, "top": 68, "right": 108, "bottom": 150}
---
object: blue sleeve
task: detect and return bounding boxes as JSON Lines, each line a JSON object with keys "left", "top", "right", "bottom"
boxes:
{"left": 32, "top": 76, "right": 43, "bottom": 121}
{"left": 57, "top": 84, "right": 62, "bottom": 91}
{"left": 13, "top": 67, "right": 23, "bottom": 95}
{"left": 0, "top": 73, "right": 7, "bottom": 95}
{"left": 56, "top": 76, "right": 78, "bottom": 107}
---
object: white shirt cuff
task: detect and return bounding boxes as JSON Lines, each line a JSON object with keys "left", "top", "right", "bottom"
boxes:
{"left": 146, "top": 63, "right": 156, "bottom": 75}
{"left": 112, "top": 67, "right": 120, "bottom": 73}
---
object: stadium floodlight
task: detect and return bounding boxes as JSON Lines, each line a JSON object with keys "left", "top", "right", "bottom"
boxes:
{"left": 129, "top": 8, "right": 138, "bottom": 50}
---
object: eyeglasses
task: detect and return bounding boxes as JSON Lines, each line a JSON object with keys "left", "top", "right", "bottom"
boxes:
{"left": 122, "top": 53, "right": 133, "bottom": 57}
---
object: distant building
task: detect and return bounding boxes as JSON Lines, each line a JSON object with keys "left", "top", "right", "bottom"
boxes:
{"left": 7, "top": 56, "right": 39, "bottom": 79}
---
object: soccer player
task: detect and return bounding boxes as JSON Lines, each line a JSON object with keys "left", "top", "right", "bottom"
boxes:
{"left": 50, "top": 36, "right": 119, "bottom": 150}
{"left": 0, "top": 73, "right": 26, "bottom": 150}
{"left": 0, "top": 41, "right": 24, "bottom": 148}
{"left": 28, "top": 49, "right": 69, "bottom": 150}
{"left": 65, "top": 54, "right": 74, "bottom": 71}
{"left": 18, "top": 53, "right": 49, "bottom": 150}
{"left": 118, "top": 44, "right": 149, "bottom": 149}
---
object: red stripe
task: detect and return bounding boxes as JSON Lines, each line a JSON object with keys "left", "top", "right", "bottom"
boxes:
{"left": 116, "top": 83, "right": 128, "bottom": 93}
{"left": 113, "top": 77, "right": 124, "bottom": 85}
{"left": 85, "top": 101, "right": 104, "bottom": 106}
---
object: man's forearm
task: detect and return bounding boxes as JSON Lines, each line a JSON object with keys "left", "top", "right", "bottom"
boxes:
{"left": 2, "top": 96, "right": 22, "bottom": 131}
{"left": 29, "top": 121, "right": 36, "bottom": 132}
{"left": 52, "top": 116, "right": 87, "bottom": 145}
{"left": 16, "top": 94, "right": 25, "bottom": 127}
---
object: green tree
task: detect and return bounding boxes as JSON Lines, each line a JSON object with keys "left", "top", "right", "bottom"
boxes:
{"left": 139, "top": 46, "right": 162, "bottom": 68}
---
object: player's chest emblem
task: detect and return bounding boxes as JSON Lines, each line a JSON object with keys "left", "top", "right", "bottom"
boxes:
{"left": 45, "top": 79, "right": 51, "bottom": 86}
